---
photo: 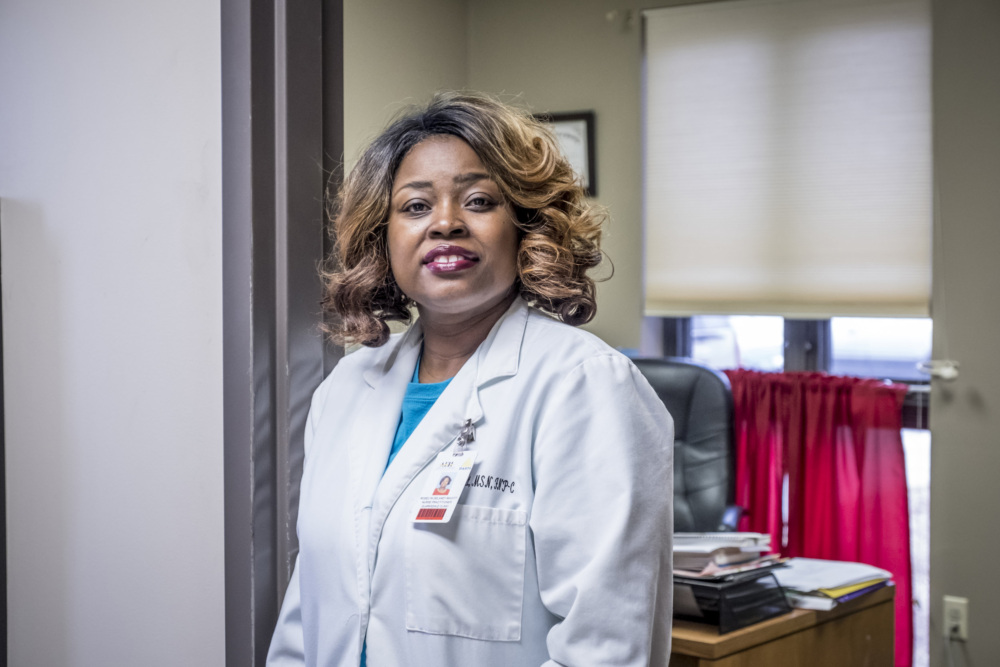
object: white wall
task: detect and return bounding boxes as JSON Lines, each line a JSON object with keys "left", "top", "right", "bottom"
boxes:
{"left": 0, "top": 1, "right": 225, "bottom": 665}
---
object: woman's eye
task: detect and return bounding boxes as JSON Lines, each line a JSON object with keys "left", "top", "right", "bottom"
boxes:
{"left": 403, "top": 201, "right": 430, "bottom": 215}
{"left": 467, "top": 196, "right": 495, "bottom": 209}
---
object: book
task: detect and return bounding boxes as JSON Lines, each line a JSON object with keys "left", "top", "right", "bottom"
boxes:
{"left": 784, "top": 580, "right": 890, "bottom": 611}
{"left": 674, "top": 532, "right": 771, "bottom": 548}
{"left": 818, "top": 577, "right": 889, "bottom": 599}
{"left": 674, "top": 554, "right": 786, "bottom": 580}
{"left": 673, "top": 532, "right": 773, "bottom": 571}
{"left": 674, "top": 544, "right": 770, "bottom": 571}
{"left": 771, "top": 558, "right": 891, "bottom": 593}
{"left": 785, "top": 590, "right": 838, "bottom": 611}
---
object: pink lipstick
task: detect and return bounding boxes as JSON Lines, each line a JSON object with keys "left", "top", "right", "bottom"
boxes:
{"left": 423, "top": 245, "right": 479, "bottom": 274}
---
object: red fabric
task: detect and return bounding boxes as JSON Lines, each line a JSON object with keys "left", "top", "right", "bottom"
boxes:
{"left": 725, "top": 370, "right": 913, "bottom": 667}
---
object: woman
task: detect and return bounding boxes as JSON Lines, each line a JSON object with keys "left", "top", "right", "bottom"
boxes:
{"left": 267, "top": 92, "right": 674, "bottom": 667}
{"left": 432, "top": 476, "right": 452, "bottom": 496}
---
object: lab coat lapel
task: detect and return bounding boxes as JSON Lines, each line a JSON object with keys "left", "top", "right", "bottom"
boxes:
{"left": 367, "top": 355, "right": 476, "bottom": 564}
{"left": 366, "top": 299, "right": 530, "bottom": 561}
{"left": 347, "top": 325, "right": 422, "bottom": 516}
{"left": 472, "top": 296, "right": 528, "bottom": 387}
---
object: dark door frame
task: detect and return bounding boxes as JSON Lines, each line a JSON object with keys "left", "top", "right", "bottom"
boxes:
{"left": 220, "top": 1, "right": 343, "bottom": 664}
{"left": 1, "top": 208, "right": 7, "bottom": 666}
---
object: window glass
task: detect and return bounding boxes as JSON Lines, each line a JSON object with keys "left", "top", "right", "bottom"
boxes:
{"left": 902, "top": 427, "right": 931, "bottom": 666}
{"left": 830, "top": 317, "right": 932, "bottom": 381}
{"left": 691, "top": 315, "right": 784, "bottom": 371}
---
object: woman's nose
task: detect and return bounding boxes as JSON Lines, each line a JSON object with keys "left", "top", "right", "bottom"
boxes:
{"left": 429, "top": 203, "right": 468, "bottom": 238}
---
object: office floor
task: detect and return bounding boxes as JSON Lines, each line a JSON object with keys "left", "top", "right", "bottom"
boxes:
{"left": 904, "top": 429, "right": 931, "bottom": 667}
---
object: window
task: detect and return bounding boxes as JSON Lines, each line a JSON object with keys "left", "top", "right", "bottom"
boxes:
{"left": 641, "top": 7, "right": 934, "bottom": 657}
{"left": 690, "top": 315, "right": 784, "bottom": 371}
{"left": 831, "top": 317, "right": 933, "bottom": 382}
{"left": 642, "top": 0, "right": 932, "bottom": 319}
{"left": 677, "top": 315, "right": 932, "bottom": 381}
{"left": 649, "top": 313, "right": 933, "bottom": 432}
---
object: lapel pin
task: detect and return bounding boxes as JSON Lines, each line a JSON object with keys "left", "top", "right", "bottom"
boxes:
{"left": 456, "top": 419, "right": 476, "bottom": 448}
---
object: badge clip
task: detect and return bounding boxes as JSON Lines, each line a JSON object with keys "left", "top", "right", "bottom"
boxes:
{"left": 456, "top": 418, "right": 476, "bottom": 449}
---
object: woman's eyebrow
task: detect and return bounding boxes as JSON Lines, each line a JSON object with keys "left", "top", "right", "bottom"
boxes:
{"left": 453, "top": 171, "right": 490, "bottom": 185}
{"left": 394, "top": 172, "right": 492, "bottom": 196}
{"left": 394, "top": 180, "right": 433, "bottom": 194}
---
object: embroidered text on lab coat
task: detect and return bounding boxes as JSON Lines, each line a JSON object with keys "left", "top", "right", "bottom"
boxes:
{"left": 465, "top": 474, "right": 516, "bottom": 493}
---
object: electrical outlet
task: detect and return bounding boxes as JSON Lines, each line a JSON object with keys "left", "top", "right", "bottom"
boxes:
{"left": 943, "top": 595, "right": 969, "bottom": 641}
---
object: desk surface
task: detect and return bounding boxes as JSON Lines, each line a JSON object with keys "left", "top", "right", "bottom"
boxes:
{"left": 671, "top": 585, "right": 894, "bottom": 662}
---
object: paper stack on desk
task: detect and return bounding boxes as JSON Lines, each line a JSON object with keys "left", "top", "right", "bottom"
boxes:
{"left": 672, "top": 533, "right": 791, "bottom": 631}
{"left": 771, "top": 557, "right": 893, "bottom": 611}
{"left": 673, "top": 532, "right": 776, "bottom": 578}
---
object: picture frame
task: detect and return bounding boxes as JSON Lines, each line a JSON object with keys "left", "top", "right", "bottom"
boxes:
{"left": 535, "top": 111, "right": 597, "bottom": 197}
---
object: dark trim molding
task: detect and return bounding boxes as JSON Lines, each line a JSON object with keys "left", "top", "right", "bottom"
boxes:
{"left": 1, "top": 205, "right": 7, "bottom": 666}
{"left": 221, "top": 0, "right": 342, "bottom": 664}
{"left": 322, "top": 1, "right": 345, "bottom": 376}
{"left": 221, "top": 1, "right": 274, "bottom": 663}
{"left": 783, "top": 319, "right": 831, "bottom": 372}
{"left": 661, "top": 317, "right": 693, "bottom": 359}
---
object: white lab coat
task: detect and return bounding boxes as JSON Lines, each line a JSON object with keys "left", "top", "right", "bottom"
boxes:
{"left": 267, "top": 298, "right": 674, "bottom": 667}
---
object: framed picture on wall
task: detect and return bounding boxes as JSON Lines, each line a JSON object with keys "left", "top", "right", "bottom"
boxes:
{"left": 535, "top": 111, "right": 597, "bottom": 197}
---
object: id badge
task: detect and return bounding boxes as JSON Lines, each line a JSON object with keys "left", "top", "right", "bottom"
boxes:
{"left": 412, "top": 450, "right": 477, "bottom": 523}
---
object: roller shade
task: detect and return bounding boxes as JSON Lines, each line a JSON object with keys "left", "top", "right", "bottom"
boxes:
{"left": 643, "top": 0, "right": 931, "bottom": 317}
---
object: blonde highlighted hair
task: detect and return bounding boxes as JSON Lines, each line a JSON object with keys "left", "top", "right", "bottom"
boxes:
{"left": 324, "top": 92, "right": 606, "bottom": 347}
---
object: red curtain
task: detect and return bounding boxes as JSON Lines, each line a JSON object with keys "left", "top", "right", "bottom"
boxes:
{"left": 725, "top": 370, "right": 912, "bottom": 667}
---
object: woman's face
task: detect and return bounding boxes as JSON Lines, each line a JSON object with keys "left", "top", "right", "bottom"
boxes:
{"left": 387, "top": 135, "right": 519, "bottom": 321}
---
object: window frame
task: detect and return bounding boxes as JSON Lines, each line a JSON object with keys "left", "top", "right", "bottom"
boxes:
{"left": 658, "top": 315, "right": 929, "bottom": 429}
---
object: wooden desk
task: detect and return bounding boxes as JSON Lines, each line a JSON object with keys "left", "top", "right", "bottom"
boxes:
{"left": 670, "top": 586, "right": 894, "bottom": 667}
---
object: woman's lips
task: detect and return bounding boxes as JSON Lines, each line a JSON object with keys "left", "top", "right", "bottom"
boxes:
{"left": 423, "top": 245, "right": 479, "bottom": 274}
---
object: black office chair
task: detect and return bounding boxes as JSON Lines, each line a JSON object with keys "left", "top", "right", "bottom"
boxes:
{"left": 632, "top": 357, "right": 738, "bottom": 532}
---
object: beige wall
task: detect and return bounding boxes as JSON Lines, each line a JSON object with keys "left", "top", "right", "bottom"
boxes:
{"left": 466, "top": 0, "right": 653, "bottom": 348}
{"left": 929, "top": 0, "right": 1000, "bottom": 664}
{"left": 344, "top": 0, "right": 687, "bottom": 349}
{"left": 0, "top": 0, "right": 225, "bottom": 665}
{"left": 343, "top": 0, "right": 468, "bottom": 170}
{"left": 464, "top": 0, "right": 714, "bottom": 348}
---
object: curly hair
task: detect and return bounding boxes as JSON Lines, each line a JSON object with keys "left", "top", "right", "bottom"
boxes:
{"left": 323, "top": 92, "right": 606, "bottom": 347}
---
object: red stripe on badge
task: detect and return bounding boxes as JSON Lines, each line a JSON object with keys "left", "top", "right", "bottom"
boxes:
{"left": 416, "top": 508, "right": 446, "bottom": 520}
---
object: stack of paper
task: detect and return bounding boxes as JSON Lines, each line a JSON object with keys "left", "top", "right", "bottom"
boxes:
{"left": 771, "top": 558, "right": 892, "bottom": 610}
{"left": 673, "top": 532, "right": 774, "bottom": 577}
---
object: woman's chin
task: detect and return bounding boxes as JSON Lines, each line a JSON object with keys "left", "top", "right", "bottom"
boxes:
{"left": 412, "top": 286, "right": 516, "bottom": 321}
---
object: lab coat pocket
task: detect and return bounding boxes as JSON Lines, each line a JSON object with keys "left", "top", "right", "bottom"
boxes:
{"left": 405, "top": 504, "right": 527, "bottom": 641}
